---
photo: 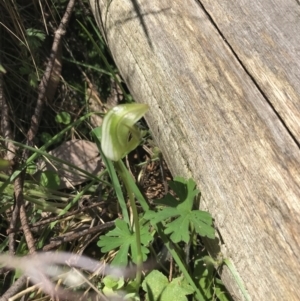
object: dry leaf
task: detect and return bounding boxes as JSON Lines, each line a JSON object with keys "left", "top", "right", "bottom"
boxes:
{"left": 36, "top": 139, "right": 103, "bottom": 189}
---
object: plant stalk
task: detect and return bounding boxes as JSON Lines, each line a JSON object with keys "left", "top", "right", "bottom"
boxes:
{"left": 115, "top": 160, "right": 143, "bottom": 288}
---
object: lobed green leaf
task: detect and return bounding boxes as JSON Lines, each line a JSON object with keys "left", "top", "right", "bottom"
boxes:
{"left": 97, "top": 219, "right": 152, "bottom": 266}
{"left": 142, "top": 270, "right": 194, "bottom": 301}
{"left": 145, "top": 177, "right": 215, "bottom": 243}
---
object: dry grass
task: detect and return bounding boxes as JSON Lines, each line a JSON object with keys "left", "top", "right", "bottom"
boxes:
{"left": 0, "top": 1, "right": 171, "bottom": 300}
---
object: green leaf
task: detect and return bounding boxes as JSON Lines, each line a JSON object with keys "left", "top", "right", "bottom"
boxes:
{"left": 39, "top": 171, "right": 60, "bottom": 190}
{"left": 142, "top": 270, "right": 194, "bottom": 301}
{"left": 19, "top": 65, "right": 31, "bottom": 75}
{"left": 55, "top": 112, "right": 71, "bottom": 125}
{"left": 29, "top": 72, "right": 38, "bottom": 88}
{"left": 193, "top": 256, "right": 215, "bottom": 300}
{"left": 214, "top": 278, "right": 233, "bottom": 301}
{"left": 0, "top": 158, "right": 11, "bottom": 171}
{"left": 144, "top": 177, "right": 215, "bottom": 243}
{"left": 40, "top": 132, "right": 53, "bottom": 144}
{"left": 102, "top": 275, "right": 124, "bottom": 290}
{"left": 97, "top": 219, "right": 152, "bottom": 265}
{"left": 26, "top": 28, "right": 46, "bottom": 41}
{"left": 25, "top": 28, "right": 46, "bottom": 51}
{"left": 193, "top": 255, "right": 233, "bottom": 301}
{"left": 26, "top": 162, "right": 36, "bottom": 175}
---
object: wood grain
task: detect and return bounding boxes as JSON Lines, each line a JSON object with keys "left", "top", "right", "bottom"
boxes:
{"left": 89, "top": 0, "right": 300, "bottom": 300}
{"left": 199, "top": 0, "right": 300, "bottom": 146}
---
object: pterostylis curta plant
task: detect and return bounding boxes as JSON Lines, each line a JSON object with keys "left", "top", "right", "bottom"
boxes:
{"left": 98, "top": 103, "right": 149, "bottom": 288}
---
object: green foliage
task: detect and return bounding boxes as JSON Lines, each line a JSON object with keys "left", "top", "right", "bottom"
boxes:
{"left": 95, "top": 168, "right": 223, "bottom": 300}
{"left": 19, "top": 63, "right": 39, "bottom": 87}
{"left": 26, "top": 162, "right": 36, "bottom": 175}
{"left": 92, "top": 126, "right": 130, "bottom": 224}
{"left": 142, "top": 270, "right": 194, "bottom": 301}
{"left": 214, "top": 279, "right": 232, "bottom": 301}
{"left": 100, "top": 276, "right": 140, "bottom": 300}
{"left": 39, "top": 132, "right": 53, "bottom": 144}
{"left": 39, "top": 170, "right": 61, "bottom": 190}
{"left": 55, "top": 112, "right": 71, "bottom": 125}
{"left": 97, "top": 219, "right": 153, "bottom": 265}
{"left": 144, "top": 177, "right": 215, "bottom": 243}
{"left": 102, "top": 275, "right": 125, "bottom": 291}
{"left": 193, "top": 254, "right": 232, "bottom": 301}
{"left": 0, "top": 158, "right": 11, "bottom": 171}
{"left": 101, "top": 275, "right": 125, "bottom": 297}
{"left": 25, "top": 28, "right": 46, "bottom": 51}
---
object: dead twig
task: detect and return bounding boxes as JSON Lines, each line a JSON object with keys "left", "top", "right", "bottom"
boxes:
{"left": 1, "top": 63, "right": 35, "bottom": 258}
{"left": 0, "top": 276, "right": 27, "bottom": 301}
{"left": 11, "top": 174, "right": 37, "bottom": 255}
{"left": 7, "top": 201, "right": 104, "bottom": 234}
{"left": 0, "top": 73, "right": 19, "bottom": 255}
{"left": 0, "top": 73, "right": 15, "bottom": 162}
{"left": 42, "top": 221, "right": 114, "bottom": 251}
{"left": 8, "top": 190, "right": 21, "bottom": 255}
{"left": 26, "top": 0, "right": 76, "bottom": 143}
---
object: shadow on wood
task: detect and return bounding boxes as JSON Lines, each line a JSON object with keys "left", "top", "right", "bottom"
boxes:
{"left": 89, "top": 0, "right": 300, "bottom": 300}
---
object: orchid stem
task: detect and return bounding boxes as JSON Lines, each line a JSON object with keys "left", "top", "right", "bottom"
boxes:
{"left": 115, "top": 160, "right": 143, "bottom": 288}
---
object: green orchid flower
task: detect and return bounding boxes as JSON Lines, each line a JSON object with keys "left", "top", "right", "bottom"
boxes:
{"left": 101, "top": 103, "right": 149, "bottom": 161}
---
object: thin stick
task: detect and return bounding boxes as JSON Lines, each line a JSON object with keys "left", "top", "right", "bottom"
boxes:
{"left": 0, "top": 73, "right": 18, "bottom": 255}
{"left": 0, "top": 276, "right": 27, "bottom": 301}
{"left": 0, "top": 73, "right": 15, "bottom": 162}
{"left": 26, "top": 0, "right": 76, "bottom": 143}
{"left": 42, "top": 221, "right": 114, "bottom": 251}
{"left": 7, "top": 201, "right": 104, "bottom": 233}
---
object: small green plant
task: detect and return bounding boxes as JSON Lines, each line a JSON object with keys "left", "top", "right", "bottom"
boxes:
{"left": 97, "top": 219, "right": 152, "bottom": 266}
{"left": 93, "top": 103, "right": 232, "bottom": 300}
{"left": 100, "top": 275, "right": 139, "bottom": 300}
{"left": 55, "top": 111, "right": 72, "bottom": 125}
{"left": 144, "top": 177, "right": 215, "bottom": 243}
{"left": 142, "top": 270, "right": 194, "bottom": 301}
{"left": 0, "top": 158, "right": 10, "bottom": 171}
{"left": 39, "top": 170, "right": 61, "bottom": 190}
{"left": 95, "top": 103, "right": 150, "bottom": 288}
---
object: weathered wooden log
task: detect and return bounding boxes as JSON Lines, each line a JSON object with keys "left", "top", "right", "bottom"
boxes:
{"left": 89, "top": 0, "right": 300, "bottom": 300}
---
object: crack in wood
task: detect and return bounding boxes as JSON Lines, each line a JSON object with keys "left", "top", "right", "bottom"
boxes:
{"left": 194, "top": 0, "right": 299, "bottom": 149}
